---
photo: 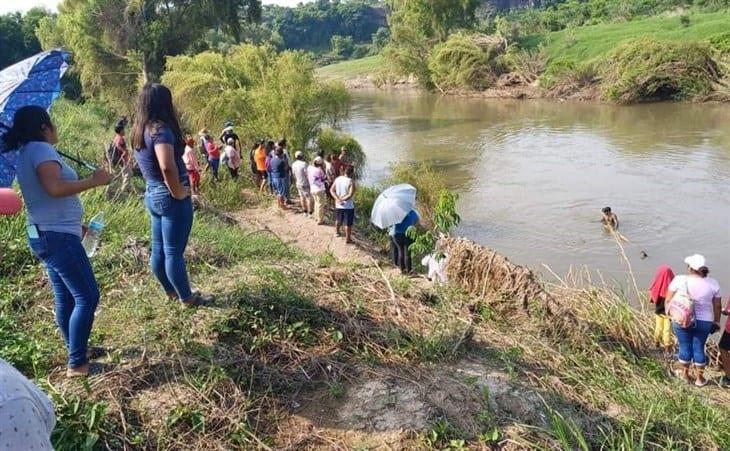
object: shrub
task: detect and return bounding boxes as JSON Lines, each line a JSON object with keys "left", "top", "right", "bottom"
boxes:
{"left": 602, "top": 39, "right": 721, "bottom": 103}
{"left": 371, "top": 26, "right": 390, "bottom": 51}
{"left": 386, "top": 162, "right": 448, "bottom": 228}
{"left": 315, "top": 128, "right": 366, "bottom": 179}
{"left": 351, "top": 44, "right": 373, "bottom": 60}
{"left": 708, "top": 32, "right": 730, "bottom": 53}
{"left": 162, "top": 44, "right": 351, "bottom": 151}
{"left": 330, "top": 35, "right": 354, "bottom": 58}
{"left": 500, "top": 45, "right": 547, "bottom": 83}
{"left": 679, "top": 14, "right": 691, "bottom": 28}
{"left": 540, "top": 59, "right": 598, "bottom": 97}
{"left": 407, "top": 190, "right": 461, "bottom": 257}
{"left": 428, "top": 32, "right": 505, "bottom": 91}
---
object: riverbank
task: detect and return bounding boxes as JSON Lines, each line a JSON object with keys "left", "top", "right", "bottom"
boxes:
{"left": 3, "top": 176, "right": 728, "bottom": 449}
{"left": 318, "top": 10, "right": 730, "bottom": 103}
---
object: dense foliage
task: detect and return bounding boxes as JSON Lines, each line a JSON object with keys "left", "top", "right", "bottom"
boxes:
{"left": 264, "top": 0, "right": 386, "bottom": 51}
{"left": 383, "top": 0, "right": 481, "bottom": 87}
{"left": 161, "top": 44, "right": 350, "bottom": 151}
{"left": 0, "top": 8, "right": 50, "bottom": 69}
{"left": 315, "top": 128, "right": 365, "bottom": 177}
{"left": 429, "top": 33, "right": 505, "bottom": 91}
{"left": 378, "top": 0, "right": 730, "bottom": 101}
{"left": 37, "top": 0, "right": 262, "bottom": 112}
{"left": 602, "top": 39, "right": 721, "bottom": 102}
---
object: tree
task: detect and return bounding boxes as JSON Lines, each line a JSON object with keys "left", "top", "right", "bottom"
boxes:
{"left": 386, "top": 0, "right": 480, "bottom": 41}
{"left": 162, "top": 44, "right": 351, "bottom": 151}
{"left": 39, "top": 0, "right": 261, "bottom": 112}
{"left": 264, "top": 0, "right": 385, "bottom": 51}
{"left": 383, "top": 0, "right": 481, "bottom": 86}
{"left": 0, "top": 8, "right": 51, "bottom": 69}
{"left": 371, "top": 26, "right": 390, "bottom": 51}
{"left": 330, "top": 35, "right": 355, "bottom": 58}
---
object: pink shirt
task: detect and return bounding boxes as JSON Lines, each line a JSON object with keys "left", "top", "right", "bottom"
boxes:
{"left": 183, "top": 146, "right": 200, "bottom": 172}
{"left": 668, "top": 275, "right": 721, "bottom": 322}
{"left": 307, "top": 166, "right": 326, "bottom": 193}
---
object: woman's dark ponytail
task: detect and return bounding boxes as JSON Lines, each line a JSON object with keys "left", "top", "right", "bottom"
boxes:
{"left": 1, "top": 106, "right": 53, "bottom": 150}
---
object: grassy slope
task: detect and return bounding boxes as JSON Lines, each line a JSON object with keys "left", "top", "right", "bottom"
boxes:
{"left": 317, "top": 11, "right": 730, "bottom": 83}
{"left": 316, "top": 54, "right": 384, "bottom": 80}
{"left": 525, "top": 10, "right": 730, "bottom": 64}
{"left": 1, "top": 100, "right": 729, "bottom": 449}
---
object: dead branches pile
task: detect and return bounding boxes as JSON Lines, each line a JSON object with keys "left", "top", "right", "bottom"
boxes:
{"left": 441, "top": 236, "right": 558, "bottom": 313}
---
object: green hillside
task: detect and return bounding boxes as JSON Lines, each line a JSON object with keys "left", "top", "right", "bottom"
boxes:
{"left": 525, "top": 10, "right": 730, "bottom": 64}
{"left": 316, "top": 54, "right": 384, "bottom": 80}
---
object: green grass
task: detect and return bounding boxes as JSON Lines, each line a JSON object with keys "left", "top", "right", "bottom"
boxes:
{"left": 524, "top": 10, "right": 730, "bottom": 65}
{"left": 316, "top": 54, "right": 384, "bottom": 80}
{"left": 3, "top": 99, "right": 729, "bottom": 449}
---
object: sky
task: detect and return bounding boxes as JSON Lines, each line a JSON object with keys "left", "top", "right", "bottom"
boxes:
{"left": 0, "top": 0, "right": 311, "bottom": 15}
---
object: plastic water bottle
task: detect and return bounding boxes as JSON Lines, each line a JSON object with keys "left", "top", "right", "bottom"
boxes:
{"left": 82, "top": 212, "right": 105, "bottom": 257}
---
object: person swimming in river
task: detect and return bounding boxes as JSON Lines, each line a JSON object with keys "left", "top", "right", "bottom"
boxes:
{"left": 601, "top": 206, "right": 630, "bottom": 243}
{"left": 601, "top": 207, "right": 619, "bottom": 229}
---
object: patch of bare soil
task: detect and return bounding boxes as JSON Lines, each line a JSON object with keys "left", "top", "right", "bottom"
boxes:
{"left": 276, "top": 360, "right": 550, "bottom": 449}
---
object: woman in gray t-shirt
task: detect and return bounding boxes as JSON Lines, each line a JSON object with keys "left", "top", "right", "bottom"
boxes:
{"left": 7, "top": 106, "right": 111, "bottom": 378}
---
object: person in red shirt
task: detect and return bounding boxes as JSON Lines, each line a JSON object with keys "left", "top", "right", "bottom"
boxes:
{"left": 206, "top": 141, "right": 221, "bottom": 182}
{"left": 330, "top": 153, "right": 343, "bottom": 179}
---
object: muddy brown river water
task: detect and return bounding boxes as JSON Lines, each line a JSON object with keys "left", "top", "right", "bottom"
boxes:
{"left": 343, "top": 90, "right": 730, "bottom": 292}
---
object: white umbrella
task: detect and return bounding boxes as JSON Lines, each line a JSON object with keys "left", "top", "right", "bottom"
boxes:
{"left": 370, "top": 184, "right": 417, "bottom": 229}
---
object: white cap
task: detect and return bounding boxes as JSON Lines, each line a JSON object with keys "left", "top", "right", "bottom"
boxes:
{"left": 294, "top": 150, "right": 303, "bottom": 158}
{"left": 684, "top": 254, "right": 707, "bottom": 271}
{"left": 313, "top": 156, "right": 323, "bottom": 164}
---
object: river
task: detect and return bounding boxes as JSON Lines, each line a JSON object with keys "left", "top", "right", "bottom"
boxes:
{"left": 343, "top": 90, "right": 730, "bottom": 292}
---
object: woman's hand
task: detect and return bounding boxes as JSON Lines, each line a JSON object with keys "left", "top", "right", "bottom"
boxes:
{"left": 90, "top": 168, "right": 112, "bottom": 187}
{"left": 38, "top": 162, "right": 110, "bottom": 197}
{"left": 172, "top": 186, "right": 191, "bottom": 200}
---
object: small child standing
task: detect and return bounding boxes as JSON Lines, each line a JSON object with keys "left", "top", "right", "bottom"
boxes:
{"left": 183, "top": 137, "right": 201, "bottom": 195}
{"left": 649, "top": 265, "right": 675, "bottom": 359}
{"left": 224, "top": 138, "right": 241, "bottom": 179}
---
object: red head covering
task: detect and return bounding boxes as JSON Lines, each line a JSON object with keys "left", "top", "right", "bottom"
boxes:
{"left": 649, "top": 265, "right": 675, "bottom": 303}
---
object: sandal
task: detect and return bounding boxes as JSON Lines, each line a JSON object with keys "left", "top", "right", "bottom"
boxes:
{"left": 694, "top": 378, "right": 709, "bottom": 387}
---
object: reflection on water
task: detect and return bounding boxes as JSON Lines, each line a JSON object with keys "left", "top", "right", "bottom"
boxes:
{"left": 344, "top": 90, "right": 730, "bottom": 290}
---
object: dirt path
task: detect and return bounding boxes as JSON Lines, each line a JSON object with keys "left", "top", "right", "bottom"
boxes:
{"left": 234, "top": 201, "right": 383, "bottom": 267}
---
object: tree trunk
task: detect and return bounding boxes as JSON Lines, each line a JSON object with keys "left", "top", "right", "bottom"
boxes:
{"left": 142, "top": 56, "right": 151, "bottom": 85}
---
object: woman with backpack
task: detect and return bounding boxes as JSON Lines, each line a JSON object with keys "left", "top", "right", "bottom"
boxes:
{"left": 665, "top": 254, "right": 722, "bottom": 387}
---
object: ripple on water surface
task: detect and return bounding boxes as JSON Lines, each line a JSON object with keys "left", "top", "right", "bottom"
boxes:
{"left": 345, "top": 94, "right": 730, "bottom": 290}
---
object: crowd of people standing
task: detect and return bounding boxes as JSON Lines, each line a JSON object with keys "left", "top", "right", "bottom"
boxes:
{"left": 4, "top": 80, "right": 730, "bottom": 389}
{"left": 2, "top": 79, "right": 730, "bottom": 449}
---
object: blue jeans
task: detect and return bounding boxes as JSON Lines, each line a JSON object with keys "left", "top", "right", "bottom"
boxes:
{"left": 283, "top": 173, "right": 291, "bottom": 199}
{"left": 144, "top": 184, "right": 194, "bottom": 302}
{"left": 271, "top": 177, "right": 286, "bottom": 198}
{"left": 28, "top": 231, "right": 100, "bottom": 368}
{"left": 672, "top": 320, "right": 714, "bottom": 366}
